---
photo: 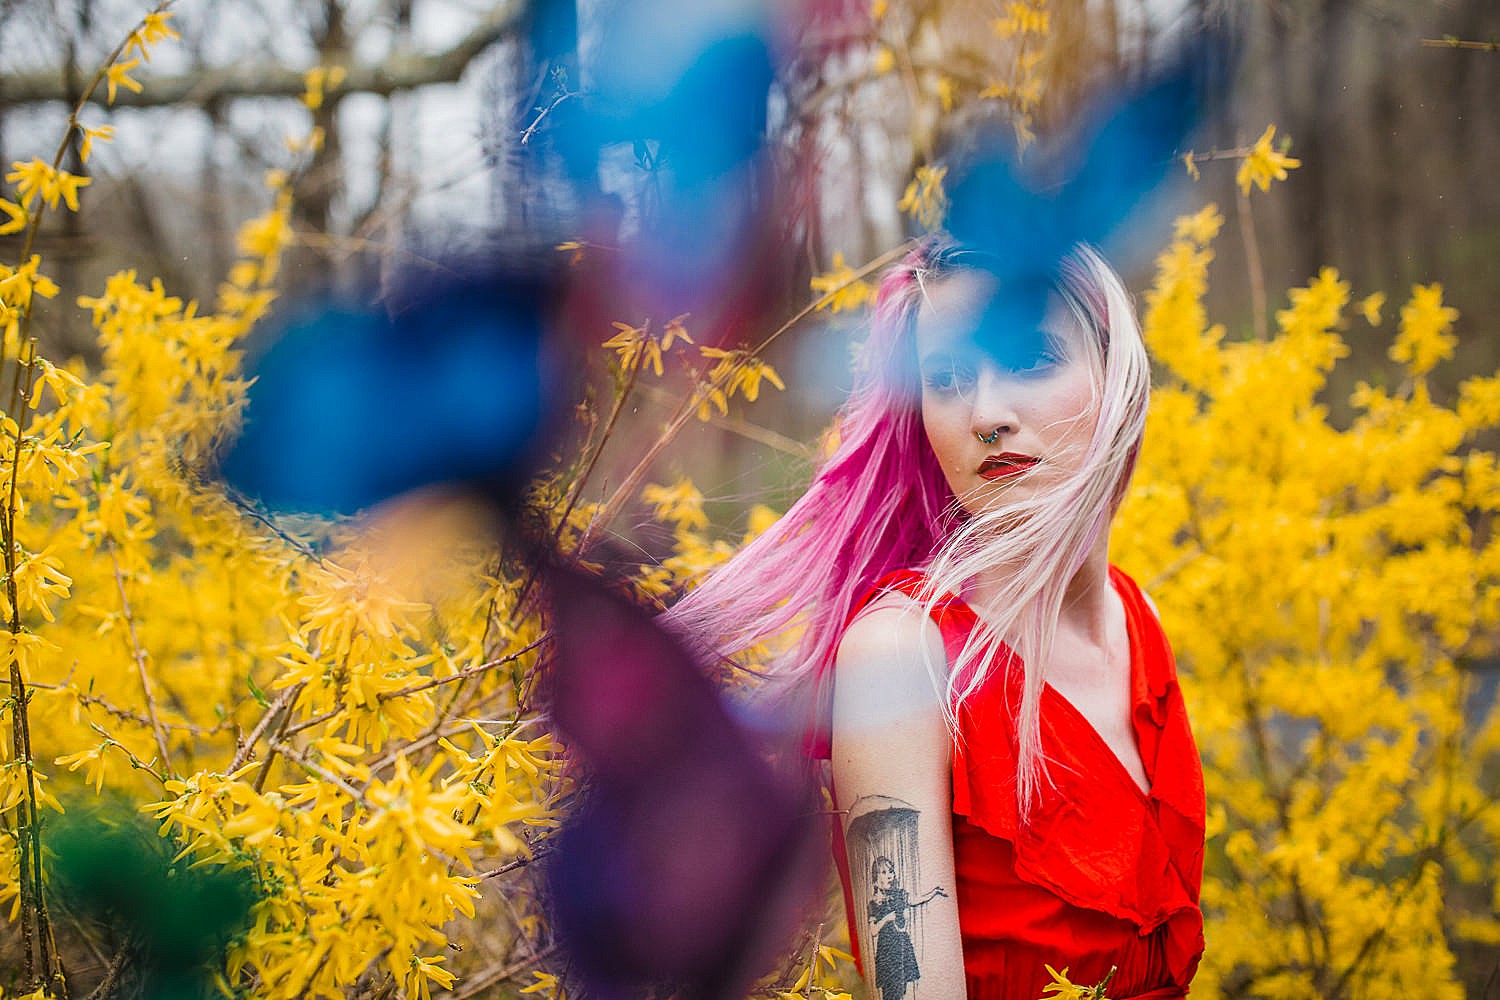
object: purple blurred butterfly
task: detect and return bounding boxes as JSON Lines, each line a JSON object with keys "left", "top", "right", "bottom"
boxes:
{"left": 542, "top": 557, "right": 822, "bottom": 1000}
{"left": 218, "top": 250, "right": 822, "bottom": 999}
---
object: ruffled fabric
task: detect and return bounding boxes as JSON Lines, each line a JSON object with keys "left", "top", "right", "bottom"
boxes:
{"left": 822, "top": 567, "right": 1206, "bottom": 1000}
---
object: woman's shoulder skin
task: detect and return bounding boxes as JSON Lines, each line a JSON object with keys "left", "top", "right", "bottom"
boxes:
{"left": 833, "top": 593, "right": 948, "bottom": 733}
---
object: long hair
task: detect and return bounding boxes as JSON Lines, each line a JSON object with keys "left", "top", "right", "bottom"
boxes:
{"left": 665, "top": 238, "right": 1149, "bottom": 818}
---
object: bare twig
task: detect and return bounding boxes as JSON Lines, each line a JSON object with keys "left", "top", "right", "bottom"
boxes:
{"left": 520, "top": 90, "right": 578, "bottom": 147}
{"left": 0, "top": 1, "right": 526, "bottom": 109}
{"left": 106, "top": 543, "right": 174, "bottom": 774}
{"left": 230, "top": 680, "right": 305, "bottom": 773}
{"left": 82, "top": 946, "right": 132, "bottom": 1000}
{"left": 437, "top": 943, "right": 560, "bottom": 1000}
{"left": 1420, "top": 36, "right": 1500, "bottom": 52}
{"left": 3, "top": 339, "right": 56, "bottom": 987}
{"left": 269, "top": 738, "right": 369, "bottom": 804}
{"left": 1236, "top": 186, "right": 1268, "bottom": 342}
{"left": 636, "top": 382, "right": 816, "bottom": 460}
{"left": 88, "top": 722, "right": 168, "bottom": 786}
{"left": 379, "top": 636, "right": 548, "bottom": 702}
{"left": 476, "top": 849, "right": 546, "bottom": 881}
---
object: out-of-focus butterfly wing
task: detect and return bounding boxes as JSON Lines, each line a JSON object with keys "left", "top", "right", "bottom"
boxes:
{"left": 541, "top": 0, "right": 785, "bottom": 350}
{"left": 946, "top": 27, "right": 1235, "bottom": 366}
{"left": 543, "top": 560, "right": 821, "bottom": 1000}
{"left": 48, "top": 801, "right": 259, "bottom": 1000}
{"left": 220, "top": 257, "right": 561, "bottom": 515}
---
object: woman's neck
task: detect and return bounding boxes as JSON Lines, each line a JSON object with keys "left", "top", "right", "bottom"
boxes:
{"left": 1056, "top": 543, "right": 1116, "bottom": 647}
{"left": 969, "top": 520, "right": 1116, "bottom": 644}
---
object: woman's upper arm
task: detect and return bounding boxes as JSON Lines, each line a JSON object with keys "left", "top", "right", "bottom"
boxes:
{"left": 832, "top": 601, "right": 967, "bottom": 1000}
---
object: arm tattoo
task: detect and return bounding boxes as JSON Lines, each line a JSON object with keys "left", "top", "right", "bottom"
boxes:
{"left": 846, "top": 795, "right": 950, "bottom": 1000}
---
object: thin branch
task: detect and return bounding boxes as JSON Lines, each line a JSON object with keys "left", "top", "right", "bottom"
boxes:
{"left": 283, "top": 703, "right": 342, "bottom": 737}
{"left": 106, "top": 542, "right": 173, "bottom": 773}
{"left": 229, "top": 680, "right": 304, "bottom": 773}
{"left": 27, "top": 680, "right": 216, "bottom": 736}
{"left": 1236, "top": 186, "right": 1268, "bottom": 342}
{"left": 475, "top": 849, "right": 545, "bottom": 881}
{"left": 268, "top": 738, "right": 368, "bottom": 805}
{"left": 437, "top": 943, "right": 560, "bottom": 1000}
{"left": 220, "top": 489, "right": 321, "bottom": 562}
{"left": 1420, "top": 36, "right": 1500, "bottom": 52}
{"left": 379, "top": 636, "right": 548, "bottom": 702}
{"left": 519, "top": 90, "right": 578, "bottom": 147}
{"left": 636, "top": 382, "right": 816, "bottom": 460}
{"left": 3, "top": 339, "right": 54, "bottom": 987}
{"left": 88, "top": 722, "right": 168, "bottom": 786}
{"left": 0, "top": 1, "right": 525, "bottom": 109}
{"left": 82, "top": 946, "right": 132, "bottom": 1000}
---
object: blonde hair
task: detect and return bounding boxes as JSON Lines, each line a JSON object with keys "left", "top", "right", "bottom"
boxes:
{"left": 914, "top": 244, "right": 1149, "bottom": 817}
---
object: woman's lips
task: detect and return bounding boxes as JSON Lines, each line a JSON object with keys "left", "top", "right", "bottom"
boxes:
{"left": 978, "top": 453, "right": 1039, "bottom": 480}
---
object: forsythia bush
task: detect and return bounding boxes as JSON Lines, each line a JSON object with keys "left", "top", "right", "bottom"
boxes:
{"left": 1112, "top": 199, "right": 1500, "bottom": 997}
{"left": 1, "top": 12, "right": 574, "bottom": 1000}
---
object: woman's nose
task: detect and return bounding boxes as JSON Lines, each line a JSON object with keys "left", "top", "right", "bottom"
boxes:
{"left": 970, "top": 368, "right": 1020, "bottom": 441}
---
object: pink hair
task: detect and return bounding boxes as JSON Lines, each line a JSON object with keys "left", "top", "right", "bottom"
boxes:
{"left": 665, "top": 240, "right": 953, "bottom": 699}
{"left": 665, "top": 239, "right": 1149, "bottom": 818}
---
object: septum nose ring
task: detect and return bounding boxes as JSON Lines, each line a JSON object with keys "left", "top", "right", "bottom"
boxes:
{"left": 976, "top": 428, "right": 1002, "bottom": 445}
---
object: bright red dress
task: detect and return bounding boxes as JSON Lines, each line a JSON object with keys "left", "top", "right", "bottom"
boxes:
{"left": 818, "top": 567, "right": 1205, "bottom": 1000}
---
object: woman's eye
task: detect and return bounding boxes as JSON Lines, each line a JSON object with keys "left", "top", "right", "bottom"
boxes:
{"left": 923, "top": 367, "right": 976, "bottom": 394}
{"left": 1010, "top": 351, "right": 1063, "bottom": 376}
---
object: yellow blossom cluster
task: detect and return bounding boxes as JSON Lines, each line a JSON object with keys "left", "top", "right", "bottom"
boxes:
{"left": 1111, "top": 199, "right": 1500, "bottom": 997}
{"left": 0, "top": 13, "right": 573, "bottom": 999}
{"left": 602, "top": 314, "right": 693, "bottom": 377}
{"left": 992, "top": 0, "right": 1050, "bottom": 40}
{"left": 5, "top": 1, "right": 1491, "bottom": 996}
{"left": 0, "top": 183, "right": 570, "bottom": 996}
{"left": 596, "top": 312, "right": 785, "bottom": 427}
{"left": 981, "top": 0, "right": 1048, "bottom": 147}
{"left": 811, "top": 252, "right": 876, "bottom": 314}
{"left": 4, "top": 161, "right": 90, "bottom": 212}
{"left": 771, "top": 942, "right": 856, "bottom": 1000}
{"left": 898, "top": 164, "right": 949, "bottom": 233}
{"left": 635, "top": 478, "right": 779, "bottom": 608}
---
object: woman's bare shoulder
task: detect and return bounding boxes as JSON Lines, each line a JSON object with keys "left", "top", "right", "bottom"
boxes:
{"left": 833, "top": 592, "right": 948, "bottom": 701}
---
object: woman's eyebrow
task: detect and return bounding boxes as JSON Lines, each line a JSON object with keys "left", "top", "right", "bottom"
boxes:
{"left": 917, "top": 345, "right": 975, "bottom": 368}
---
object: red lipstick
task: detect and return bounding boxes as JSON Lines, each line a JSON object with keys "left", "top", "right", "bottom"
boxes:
{"left": 979, "top": 453, "right": 1038, "bottom": 480}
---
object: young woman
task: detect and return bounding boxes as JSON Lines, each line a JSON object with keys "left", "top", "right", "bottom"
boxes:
{"left": 667, "top": 238, "right": 1205, "bottom": 1000}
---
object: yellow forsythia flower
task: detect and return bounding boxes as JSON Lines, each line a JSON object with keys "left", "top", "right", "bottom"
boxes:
{"left": 1236, "top": 124, "right": 1301, "bottom": 194}
{"left": 810, "top": 252, "right": 874, "bottom": 313}
{"left": 993, "top": 1, "right": 1050, "bottom": 39}
{"left": 1390, "top": 282, "right": 1459, "bottom": 376}
{"left": 1358, "top": 290, "right": 1386, "bottom": 325}
{"left": 643, "top": 477, "right": 710, "bottom": 532}
{"left": 898, "top": 164, "right": 948, "bottom": 231}
{"left": 104, "top": 58, "right": 143, "bottom": 103}
{"left": 6, "top": 160, "right": 91, "bottom": 212}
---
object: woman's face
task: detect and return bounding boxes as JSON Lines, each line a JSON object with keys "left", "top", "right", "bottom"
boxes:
{"left": 873, "top": 862, "right": 895, "bottom": 891}
{"left": 913, "top": 270, "right": 1100, "bottom": 517}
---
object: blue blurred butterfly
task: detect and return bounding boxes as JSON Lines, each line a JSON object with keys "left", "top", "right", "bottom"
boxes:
{"left": 946, "top": 29, "right": 1236, "bottom": 368}
{"left": 540, "top": 0, "right": 782, "bottom": 346}
{"left": 220, "top": 253, "right": 562, "bottom": 516}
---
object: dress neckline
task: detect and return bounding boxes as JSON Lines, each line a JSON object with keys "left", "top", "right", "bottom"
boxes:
{"left": 885, "top": 566, "right": 1158, "bottom": 799}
